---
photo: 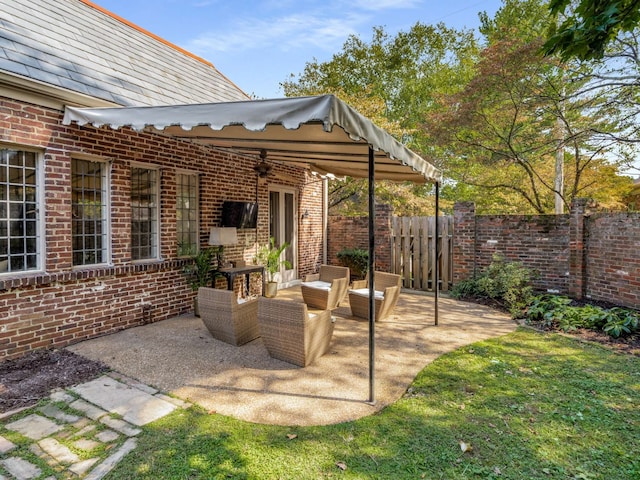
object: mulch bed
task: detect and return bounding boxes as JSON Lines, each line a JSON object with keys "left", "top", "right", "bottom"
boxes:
{"left": 522, "top": 319, "right": 640, "bottom": 356}
{"left": 0, "top": 349, "right": 108, "bottom": 414}
{"left": 459, "top": 295, "right": 640, "bottom": 356}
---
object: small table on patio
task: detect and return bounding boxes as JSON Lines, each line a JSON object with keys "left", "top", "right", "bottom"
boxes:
{"left": 216, "top": 265, "right": 265, "bottom": 296}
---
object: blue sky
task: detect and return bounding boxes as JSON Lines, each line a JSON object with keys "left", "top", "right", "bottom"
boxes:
{"left": 95, "top": 0, "right": 503, "bottom": 99}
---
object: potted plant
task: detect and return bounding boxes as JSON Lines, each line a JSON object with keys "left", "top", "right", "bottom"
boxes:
{"left": 255, "top": 237, "right": 291, "bottom": 297}
{"left": 182, "top": 247, "right": 216, "bottom": 316}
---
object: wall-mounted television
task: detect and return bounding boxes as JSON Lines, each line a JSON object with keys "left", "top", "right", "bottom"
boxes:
{"left": 221, "top": 201, "right": 258, "bottom": 229}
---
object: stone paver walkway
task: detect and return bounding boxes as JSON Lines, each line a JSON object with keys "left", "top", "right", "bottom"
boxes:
{"left": 0, "top": 372, "right": 186, "bottom": 479}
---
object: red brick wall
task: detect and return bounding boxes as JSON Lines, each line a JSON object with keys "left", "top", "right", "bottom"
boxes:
{"left": 327, "top": 204, "right": 393, "bottom": 275}
{"left": 585, "top": 212, "right": 640, "bottom": 307}
{"left": 477, "top": 214, "right": 569, "bottom": 293}
{"left": 452, "top": 202, "right": 570, "bottom": 294}
{"left": 298, "top": 177, "right": 325, "bottom": 279}
{"left": 452, "top": 202, "right": 476, "bottom": 282}
{"left": 452, "top": 201, "right": 640, "bottom": 309}
{"left": 0, "top": 98, "right": 323, "bottom": 360}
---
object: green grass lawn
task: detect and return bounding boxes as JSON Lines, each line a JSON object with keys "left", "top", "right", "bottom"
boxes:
{"left": 107, "top": 328, "right": 639, "bottom": 479}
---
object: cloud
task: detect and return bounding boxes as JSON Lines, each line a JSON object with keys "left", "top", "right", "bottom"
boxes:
{"left": 351, "top": 0, "right": 421, "bottom": 10}
{"left": 186, "top": 11, "right": 366, "bottom": 55}
{"left": 183, "top": 0, "right": 422, "bottom": 59}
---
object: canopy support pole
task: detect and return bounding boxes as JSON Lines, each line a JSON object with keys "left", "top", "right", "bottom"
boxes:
{"left": 368, "top": 146, "right": 376, "bottom": 404}
{"left": 434, "top": 181, "right": 440, "bottom": 326}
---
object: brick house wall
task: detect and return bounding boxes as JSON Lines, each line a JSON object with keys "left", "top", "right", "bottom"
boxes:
{"left": 1, "top": 98, "right": 323, "bottom": 360}
{"left": 298, "top": 178, "right": 325, "bottom": 279}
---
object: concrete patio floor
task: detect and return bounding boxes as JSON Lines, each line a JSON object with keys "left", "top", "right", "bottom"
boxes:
{"left": 67, "top": 287, "right": 516, "bottom": 426}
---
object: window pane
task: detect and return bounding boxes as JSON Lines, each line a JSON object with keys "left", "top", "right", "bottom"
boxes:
{"left": 131, "top": 167, "right": 158, "bottom": 260}
{"left": 0, "top": 149, "right": 40, "bottom": 273}
{"left": 176, "top": 173, "right": 198, "bottom": 256}
{"left": 72, "top": 159, "right": 107, "bottom": 266}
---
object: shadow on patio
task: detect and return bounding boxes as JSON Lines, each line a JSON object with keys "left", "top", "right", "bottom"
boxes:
{"left": 67, "top": 287, "right": 516, "bottom": 426}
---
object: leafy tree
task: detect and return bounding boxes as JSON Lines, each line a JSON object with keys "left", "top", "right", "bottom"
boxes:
{"left": 284, "top": 0, "right": 636, "bottom": 214}
{"left": 282, "top": 23, "right": 478, "bottom": 215}
{"left": 283, "top": 23, "right": 478, "bottom": 132}
{"left": 542, "top": 1, "right": 640, "bottom": 174}
{"left": 544, "top": 0, "right": 640, "bottom": 60}
{"left": 422, "top": 0, "right": 634, "bottom": 214}
{"left": 424, "top": 33, "right": 632, "bottom": 213}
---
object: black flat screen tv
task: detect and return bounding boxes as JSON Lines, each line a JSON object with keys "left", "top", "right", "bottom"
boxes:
{"left": 221, "top": 201, "right": 258, "bottom": 229}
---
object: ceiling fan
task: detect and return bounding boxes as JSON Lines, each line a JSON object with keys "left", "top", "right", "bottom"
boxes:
{"left": 253, "top": 149, "right": 272, "bottom": 178}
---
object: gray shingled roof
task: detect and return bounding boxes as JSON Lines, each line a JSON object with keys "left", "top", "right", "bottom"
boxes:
{"left": 0, "top": 0, "right": 250, "bottom": 106}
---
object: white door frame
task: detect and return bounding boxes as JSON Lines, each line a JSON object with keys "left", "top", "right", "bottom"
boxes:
{"left": 268, "top": 186, "right": 298, "bottom": 286}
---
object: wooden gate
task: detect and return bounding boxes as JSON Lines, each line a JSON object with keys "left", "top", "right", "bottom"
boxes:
{"left": 391, "top": 216, "right": 453, "bottom": 292}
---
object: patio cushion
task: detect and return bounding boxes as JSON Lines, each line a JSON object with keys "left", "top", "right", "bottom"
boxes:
{"left": 300, "top": 280, "right": 332, "bottom": 291}
{"left": 348, "top": 288, "right": 385, "bottom": 300}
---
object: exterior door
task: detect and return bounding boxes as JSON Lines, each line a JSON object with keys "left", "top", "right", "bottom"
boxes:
{"left": 269, "top": 188, "right": 297, "bottom": 285}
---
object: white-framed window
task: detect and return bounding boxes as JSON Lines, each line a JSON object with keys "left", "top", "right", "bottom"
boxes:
{"left": 72, "top": 158, "right": 109, "bottom": 266}
{"left": 131, "top": 166, "right": 160, "bottom": 261}
{"left": 0, "top": 147, "right": 41, "bottom": 273}
{"left": 176, "top": 171, "right": 199, "bottom": 256}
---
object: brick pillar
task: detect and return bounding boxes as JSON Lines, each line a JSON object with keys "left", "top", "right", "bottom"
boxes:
{"left": 569, "top": 198, "right": 588, "bottom": 299}
{"left": 453, "top": 202, "right": 476, "bottom": 283}
{"left": 374, "top": 204, "right": 393, "bottom": 273}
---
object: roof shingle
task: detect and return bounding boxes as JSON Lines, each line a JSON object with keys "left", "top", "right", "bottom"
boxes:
{"left": 0, "top": 0, "right": 250, "bottom": 106}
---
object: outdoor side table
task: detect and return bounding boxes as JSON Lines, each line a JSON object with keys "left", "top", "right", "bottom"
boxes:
{"left": 217, "top": 265, "right": 265, "bottom": 296}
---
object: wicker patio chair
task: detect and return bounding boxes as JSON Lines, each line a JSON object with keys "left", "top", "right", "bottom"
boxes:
{"left": 300, "top": 265, "right": 350, "bottom": 310}
{"left": 197, "top": 287, "right": 259, "bottom": 346}
{"left": 257, "top": 297, "right": 335, "bottom": 367}
{"left": 348, "top": 271, "right": 402, "bottom": 321}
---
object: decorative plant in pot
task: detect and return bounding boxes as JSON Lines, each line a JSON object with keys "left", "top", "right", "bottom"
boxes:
{"left": 255, "top": 237, "right": 291, "bottom": 297}
{"left": 182, "top": 247, "right": 217, "bottom": 316}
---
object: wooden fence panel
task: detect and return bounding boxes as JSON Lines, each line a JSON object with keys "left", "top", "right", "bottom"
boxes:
{"left": 391, "top": 215, "right": 453, "bottom": 292}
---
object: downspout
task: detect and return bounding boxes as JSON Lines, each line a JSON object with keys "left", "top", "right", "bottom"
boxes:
{"left": 323, "top": 177, "right": 328, "bottom": 265}
{"left": 435, "top": 181, "right": 440, "bottom": 326}
{"left": 368, "top": 146, "right": 376, "bottom": 404}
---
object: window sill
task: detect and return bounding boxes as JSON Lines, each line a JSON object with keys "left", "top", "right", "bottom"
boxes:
{"left": 0, "top": 258, "right": 190, "bottom": 292}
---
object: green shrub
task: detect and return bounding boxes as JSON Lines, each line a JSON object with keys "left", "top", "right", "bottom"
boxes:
{"left": 526, "top": 294, "right": 572, "bottom": 327}
{"left": 602, "top": 308, "right": 640, "bottom": 338}
{"left": 451, "top": 254, "right": 534, "bottom": 318}
{"left": 555, "top": 306, "right": 593, "bottom": 332}
{"left": 449, "top": 278, "right": 479, "bottom": 299}
{"left": 336, "top": 247, "right": 368, "bottom": 280}
{"left": 525, "top": 294, "right": 639, "bottom": 338}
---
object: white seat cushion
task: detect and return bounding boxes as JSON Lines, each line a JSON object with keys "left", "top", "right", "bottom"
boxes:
{"left": 348, "top": 288, "right": 384, "bottom": 300}
{"left": 301, "top": 280, "right": 332, "bottom": 291}
{"left": 236, "top": 295, "right": 256, "bottom": 304}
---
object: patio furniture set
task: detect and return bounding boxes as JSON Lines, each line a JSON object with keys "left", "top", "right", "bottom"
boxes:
{"left": 197, "top": 266, "right": 402, "bottom": 367}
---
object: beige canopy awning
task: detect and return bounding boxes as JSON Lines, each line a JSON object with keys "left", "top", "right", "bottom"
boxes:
{"left": 63, "top": 94, "right": 441, "bottom": 184}
{"left": 63, "top": 93, "right": 442, "bottom": 404}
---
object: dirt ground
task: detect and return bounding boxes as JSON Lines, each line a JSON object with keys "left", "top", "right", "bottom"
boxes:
{"left": 0, "top": 349, "right": 108, "bottom": 413}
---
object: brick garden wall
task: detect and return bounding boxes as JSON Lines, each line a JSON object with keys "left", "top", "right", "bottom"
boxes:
{"left": 330, "top": 199, "right": 640, "bottom": 310}
{"left": 453, "top": 202, "right": 570, "bottom": 294}
{"left": 453, "top": 200, "right": 640, "bottom": 310}
{"left": 585, "top": 212, "right": 640, "bottom": 307}
{"left": 327, "top": 204, "right": 393, "bottom": 276}
{"left": 1, "top": 97, "right": 323, "bottom": 360}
